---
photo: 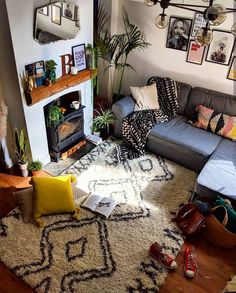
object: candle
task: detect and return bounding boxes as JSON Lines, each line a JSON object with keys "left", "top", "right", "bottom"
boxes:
{"left": 70, "top": 66, "right": 77, "bottom": 75}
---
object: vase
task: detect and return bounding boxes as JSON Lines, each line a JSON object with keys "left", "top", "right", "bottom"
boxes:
{"left": 18, "top": 162, "right": 29, "bottom": 177}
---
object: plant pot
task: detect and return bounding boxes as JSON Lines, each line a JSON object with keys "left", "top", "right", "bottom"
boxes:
{"left": 93, "top": 131, "right": 101, "bottom": 137}
{"left": 18, "top": 162, "right": 29, "bottom": 177}
{"left": 32, "top": 170, "right": 42, "bottom": 177}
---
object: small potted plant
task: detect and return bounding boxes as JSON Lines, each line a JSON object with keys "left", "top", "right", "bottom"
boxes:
{"left": 92, "top": 106, "right": 115, "bottom": 138}
{"left": 28, "top": 160, "right": 43, "bottom": 176}
{"left": 46, "top": 104, "right": 64, "bottom": 128}
{"left": 14, "top": 128, "right": 29, "bottom": 177}
{"left": 45, "top": 59, "right": 57, "bottom": 84}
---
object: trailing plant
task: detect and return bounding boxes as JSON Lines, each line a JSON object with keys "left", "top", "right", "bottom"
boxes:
{"left": 94, "top": 6, "right": 150, "bottom": 103}
{"left": 14, "top": 128, "right": 28, "bottom": 164}
{"left": 28, "top": 160, "right": 43, "bottom": 171}
{"left": 92, "top": 106, "right": 115, "bottom": 133}
{"left": 46, "top": 104, "right": 64, "bottom": 128}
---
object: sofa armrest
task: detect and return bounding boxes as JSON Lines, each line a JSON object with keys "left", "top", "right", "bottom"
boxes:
{"left": 112, "top": 96, "right": 135, "bottom": 138}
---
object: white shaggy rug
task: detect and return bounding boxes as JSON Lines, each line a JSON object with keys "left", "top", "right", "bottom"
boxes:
{"left": 0, "top": 138, "right": 197, "bottom": 293}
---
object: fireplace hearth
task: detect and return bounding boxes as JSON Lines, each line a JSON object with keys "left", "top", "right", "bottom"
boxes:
{"left": 44, "top": 91, "right": 85, "bottom": 162}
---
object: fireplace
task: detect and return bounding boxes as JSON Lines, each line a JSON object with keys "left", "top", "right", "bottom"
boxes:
{"left": 44, "top": 91, "right": 85, "bottom": 162}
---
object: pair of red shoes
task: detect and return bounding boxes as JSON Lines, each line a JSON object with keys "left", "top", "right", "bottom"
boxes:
{"left": 149, "top": 243, "right": 197, "bottom": 278}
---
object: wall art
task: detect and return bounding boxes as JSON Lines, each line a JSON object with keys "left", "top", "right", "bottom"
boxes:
{"left": 187, "top": 40, "right": 205, "bottom": 65}
{"left": 72, "top": 44, "right": 87, "bottom": 72}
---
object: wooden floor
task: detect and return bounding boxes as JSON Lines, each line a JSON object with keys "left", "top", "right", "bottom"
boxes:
{"left": 0, "top": 171, "right": 235, "bottom": 293}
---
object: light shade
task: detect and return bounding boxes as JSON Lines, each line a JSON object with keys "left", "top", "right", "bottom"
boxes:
{"left": 231, "top": 23, "right": 236, "bottom": 36}
{"left": 195, "top": 27, "right": 213, "bottom": 47}
{"left": 204, "top": 4, "right": 227, "bottom": 26}
{"left": 155, "top": 14, "right": 168, "bottom": 29}
{"left": 144, "top": 0, "right": 155, "bottom": 7}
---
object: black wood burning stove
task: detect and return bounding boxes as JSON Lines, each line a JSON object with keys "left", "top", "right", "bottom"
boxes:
{"left": 44, "top": 91, "right": 85, "bottom": 162}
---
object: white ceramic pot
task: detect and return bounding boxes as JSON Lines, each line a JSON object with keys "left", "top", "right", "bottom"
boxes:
{"left": 18, "top": 162, "right": 29, "bottom": 177}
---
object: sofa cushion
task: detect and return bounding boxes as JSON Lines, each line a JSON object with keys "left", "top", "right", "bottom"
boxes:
{"left": 197, "top": 139, "right": 236, "bottom": 200}
{"left": 149, "top": 115, "right": 222, "bottom": 157}
{"left": 193, "top": 104, "right": 236, "bottom": 141}
{"left": 185, "top": 87, "right": 236, "bottom": 120}
{"left": 177, "top": 82, "right": 192, "bottom": 115}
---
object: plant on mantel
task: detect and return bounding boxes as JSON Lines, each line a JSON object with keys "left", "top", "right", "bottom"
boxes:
{"left": 45, "top": 59, "right": 57, "bottom": 84}
{"left": 94, "top": 5, "right": 150, "bottom": 105}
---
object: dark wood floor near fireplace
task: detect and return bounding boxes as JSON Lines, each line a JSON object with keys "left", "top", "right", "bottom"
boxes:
{"left": 0, "top": 171, "right": 235, "bottom": 293}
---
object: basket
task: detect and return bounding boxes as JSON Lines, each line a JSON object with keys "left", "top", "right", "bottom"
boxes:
{"left": 205, "top": 205, "right": 236, "bottom": 248}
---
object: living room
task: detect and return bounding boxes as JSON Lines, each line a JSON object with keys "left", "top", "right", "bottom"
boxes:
{"left": 0, "top": 0, "right": 236, "bottom": 292}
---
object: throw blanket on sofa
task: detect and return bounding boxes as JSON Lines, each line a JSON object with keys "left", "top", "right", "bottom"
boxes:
{"left": 117, "top": 77, "right": 179, "bottom": 162}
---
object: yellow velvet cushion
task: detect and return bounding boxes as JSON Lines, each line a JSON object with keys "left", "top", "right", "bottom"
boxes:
{"left": 32, "top": 174, "right": 79, "bottom": 226}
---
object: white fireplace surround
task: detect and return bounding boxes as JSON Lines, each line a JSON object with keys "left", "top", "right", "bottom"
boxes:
{"left": 24, "top": 81, "right": 92, "bottom": 165}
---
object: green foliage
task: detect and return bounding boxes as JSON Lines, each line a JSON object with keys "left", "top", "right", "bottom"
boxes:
{"left": 14, "top": 128, "right": 28, "bottom": 164}
{"left": 46, "top": 105, "right": 64, "bottom": 128}
{"left": 45, "top": 60, "right": 57, "bottom": 71}
{"left": 94, "top": 6, "right": 150, "bottom": 101}
{"left": 92, "top": 107, "right": 115, "bottom": 133}
{"left": 28, "top": 160, "right": 43, "bottom": 171}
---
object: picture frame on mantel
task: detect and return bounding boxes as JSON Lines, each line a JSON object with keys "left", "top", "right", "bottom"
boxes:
{"left": 227, "top": 56, "right": 236, "bottom": 80}
{"left": 186, "top": 40, "right": 205, "bottom": 65}
{"left": 72, "top": 44, "right": 87, "bottom": 72}
{"left": 205, "top": 30, "right": 235, "bottom": 66}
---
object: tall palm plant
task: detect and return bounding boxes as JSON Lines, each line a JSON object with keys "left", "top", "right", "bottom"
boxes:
{"left": 95, "top": 6, "right": 150, "bottom": 104}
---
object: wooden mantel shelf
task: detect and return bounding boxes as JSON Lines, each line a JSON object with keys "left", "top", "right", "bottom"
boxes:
{"left": 25, "top": 69, "right": 97, "bottom": 106}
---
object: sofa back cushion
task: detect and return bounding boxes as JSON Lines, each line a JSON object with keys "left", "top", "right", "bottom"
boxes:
{"left": 185, "top": 87, "right": 236, "bottom": 120}
{"left": 177, "top": 82, "right": 192, "bottom": 115}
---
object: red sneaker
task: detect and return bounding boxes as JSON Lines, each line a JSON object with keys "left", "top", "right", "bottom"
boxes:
{"left": 184, "top": 245, "right": 197, "bottom": 278}
{"left": 149, "top": 242, "right": 177, "bottom": 270}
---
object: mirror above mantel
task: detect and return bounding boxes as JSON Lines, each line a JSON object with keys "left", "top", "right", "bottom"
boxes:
{"left": 34, "top": 1, "right": 80, "bottom": 45}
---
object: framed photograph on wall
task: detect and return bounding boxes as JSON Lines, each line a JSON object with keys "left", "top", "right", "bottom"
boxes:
{"left": 227, "top": 56, "right": 236, "bottom": 80}
{"left": 205, "top": 30, "right": 235, "bottom": 66}
{"left": 186, "top": 40, "right": 205, "bottom": 65}
{"left": 191, "top": 13, "right": 207, "bottom": 37}
{"left": 72, "top": 44, "right": 87, "bottom": 72}
{"left": 51, "top": 5, "right": 61, "bottom": 25}
{"left": 62, "top": 3, "right": 75, "bottom": 21}
{"left": 166, "top": 17, "right": 192, "bottom": 51}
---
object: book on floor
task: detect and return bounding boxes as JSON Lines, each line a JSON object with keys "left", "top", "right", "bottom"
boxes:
{"left": 86, "top": 134, "right": 102, "bottom": 145}
{"left": 81, "top": 193, "right": 117, "bottom": 218}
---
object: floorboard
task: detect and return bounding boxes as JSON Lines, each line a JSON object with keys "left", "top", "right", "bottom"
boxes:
{"left": 0, "top": 171, "right": 235, "bottom": 293}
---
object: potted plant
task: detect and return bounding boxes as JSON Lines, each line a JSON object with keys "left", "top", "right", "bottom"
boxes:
{"left": 46, "top": 104, "right": 64, "bottom": 128}
{"left": 45, "top": 59, "right": 57, "bottom": 84}
{"left": 14, "top": 128, "right": 29, "bottom": 177}
{"left": 28, "top": 160, "right": 43, "bottom": 176}
{"left": 92, "top": 106, "right": 115, "bottom": 138}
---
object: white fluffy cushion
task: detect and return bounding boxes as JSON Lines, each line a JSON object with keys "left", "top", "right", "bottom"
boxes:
{"left": 130, "top": 83, "right": 159, "bottom": 111}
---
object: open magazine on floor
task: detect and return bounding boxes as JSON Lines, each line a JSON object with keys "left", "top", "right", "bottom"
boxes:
{"left": 81, "top": 193, "right": 117, "bottom": 218}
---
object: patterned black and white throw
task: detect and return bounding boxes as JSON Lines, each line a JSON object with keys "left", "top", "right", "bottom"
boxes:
{"left": 117, "top": 77, "right": 179, "bottom": 162}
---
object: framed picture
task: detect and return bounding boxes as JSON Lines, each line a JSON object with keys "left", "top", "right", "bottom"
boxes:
{"left": 51, "top": 5, "right": 61, "bottom": 25}
{"left": 186, "top": 40, "right": 205, "bottom": 65}
{"left": 191, "top": 13, "right": 207, "bottom": 37}
{"left": 62, "top": 3, "right": 75, "bottom": 21}
{"left": 227, "top": 57, "right": 236, "bottom": 80}
{"left": 38, "top": 6, "right": 48, "bottom": 16}
{"left": 75, "top": 6, "right": 80, "bottom": 28}
{"left": 166, "top": 17, "right": 192, "bottom": 51}
{"left": 25, "top": 61, "right": 45, "bottom": 87}
{"left": 72, "top": 44, "right": 87, "bottom": 71}
{"left": 205, "top": 30, "right": 235, "bottom": 66}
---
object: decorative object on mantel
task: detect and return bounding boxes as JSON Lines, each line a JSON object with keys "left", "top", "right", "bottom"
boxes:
{"left": 14, "top": 128, "right": 29, "bottom": 177}
{"left": 60, "top": 53, "right": 73, "bottom": 75}
{"left": 45, "top": 59, "right": 57, "bottom": 84}
{"left": 24, "top": 69, "right": 97, "bottom": 106}
{"left": 25, "top": 60, "right": 45, "bottom": 88}
{"left": 144, "top": 0, "right": 236, "bottom": 46}
{"left": 72, "top": 43, "right": 87, "bottom": 72}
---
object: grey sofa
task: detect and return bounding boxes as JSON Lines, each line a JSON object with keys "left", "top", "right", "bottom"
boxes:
{"left": 112, "top": 82, "right": 236, "bottom": 201}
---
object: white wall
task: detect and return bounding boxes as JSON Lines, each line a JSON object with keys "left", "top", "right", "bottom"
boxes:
{"left": 3, "top": 0, "right": 93, "bottom": 165}
{"left": 120, "top": 0, "right": 236, "bottom": 96}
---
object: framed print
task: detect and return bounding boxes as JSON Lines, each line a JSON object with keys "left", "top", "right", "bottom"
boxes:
{"left": 166, "top": 17, "right": 192, "bottom": 51}
{"left": 205, "top": 30, "right": 235, "bottom": 66}
{"left": 227, "top": 57, "right": 236, "bottom": 80}
{"left": 25, "top": 60, "right": 45, "bottom": 87}
{"left": 51, "top": 5, "right": 61, "bottom": 25}
{"left": 186, "top": 40, "right": 205, "bottom": 65}
{"left": 38, "top": 6, "right": 48, "bottom": 16}
{"left": 62, "top": 3, "right": 75, "bottom": 21}
{"left": 191, "top": 13, "right": 207, "bottom": 37}
{"left": 72, "top": 44, "right": 87, "bottom": 72}
{"left": 75, "top": 6, "right": 80, "bottom": 28}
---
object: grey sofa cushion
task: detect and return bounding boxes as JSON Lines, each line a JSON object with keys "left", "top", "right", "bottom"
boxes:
{"left": 177, "top": 82, "right": 192, "bottom": 115}
{"left": 196, "top": 139, "right": 236, "bottom": 200}
{"left": 149, "top": 116, "right": 222, "bottom": 156}
{"left": 185, "top": 87, "right": 236, "bottom": 120}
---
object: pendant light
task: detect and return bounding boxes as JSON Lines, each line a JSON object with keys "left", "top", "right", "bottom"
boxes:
{"left": 155, "top": 13, "right": 169, "bottom": 29}
{"left": 204, "top": 4, "right": 227, "bottom": 26}
{"left": 195, "top": 26, "right": 213, "bottom": 47}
